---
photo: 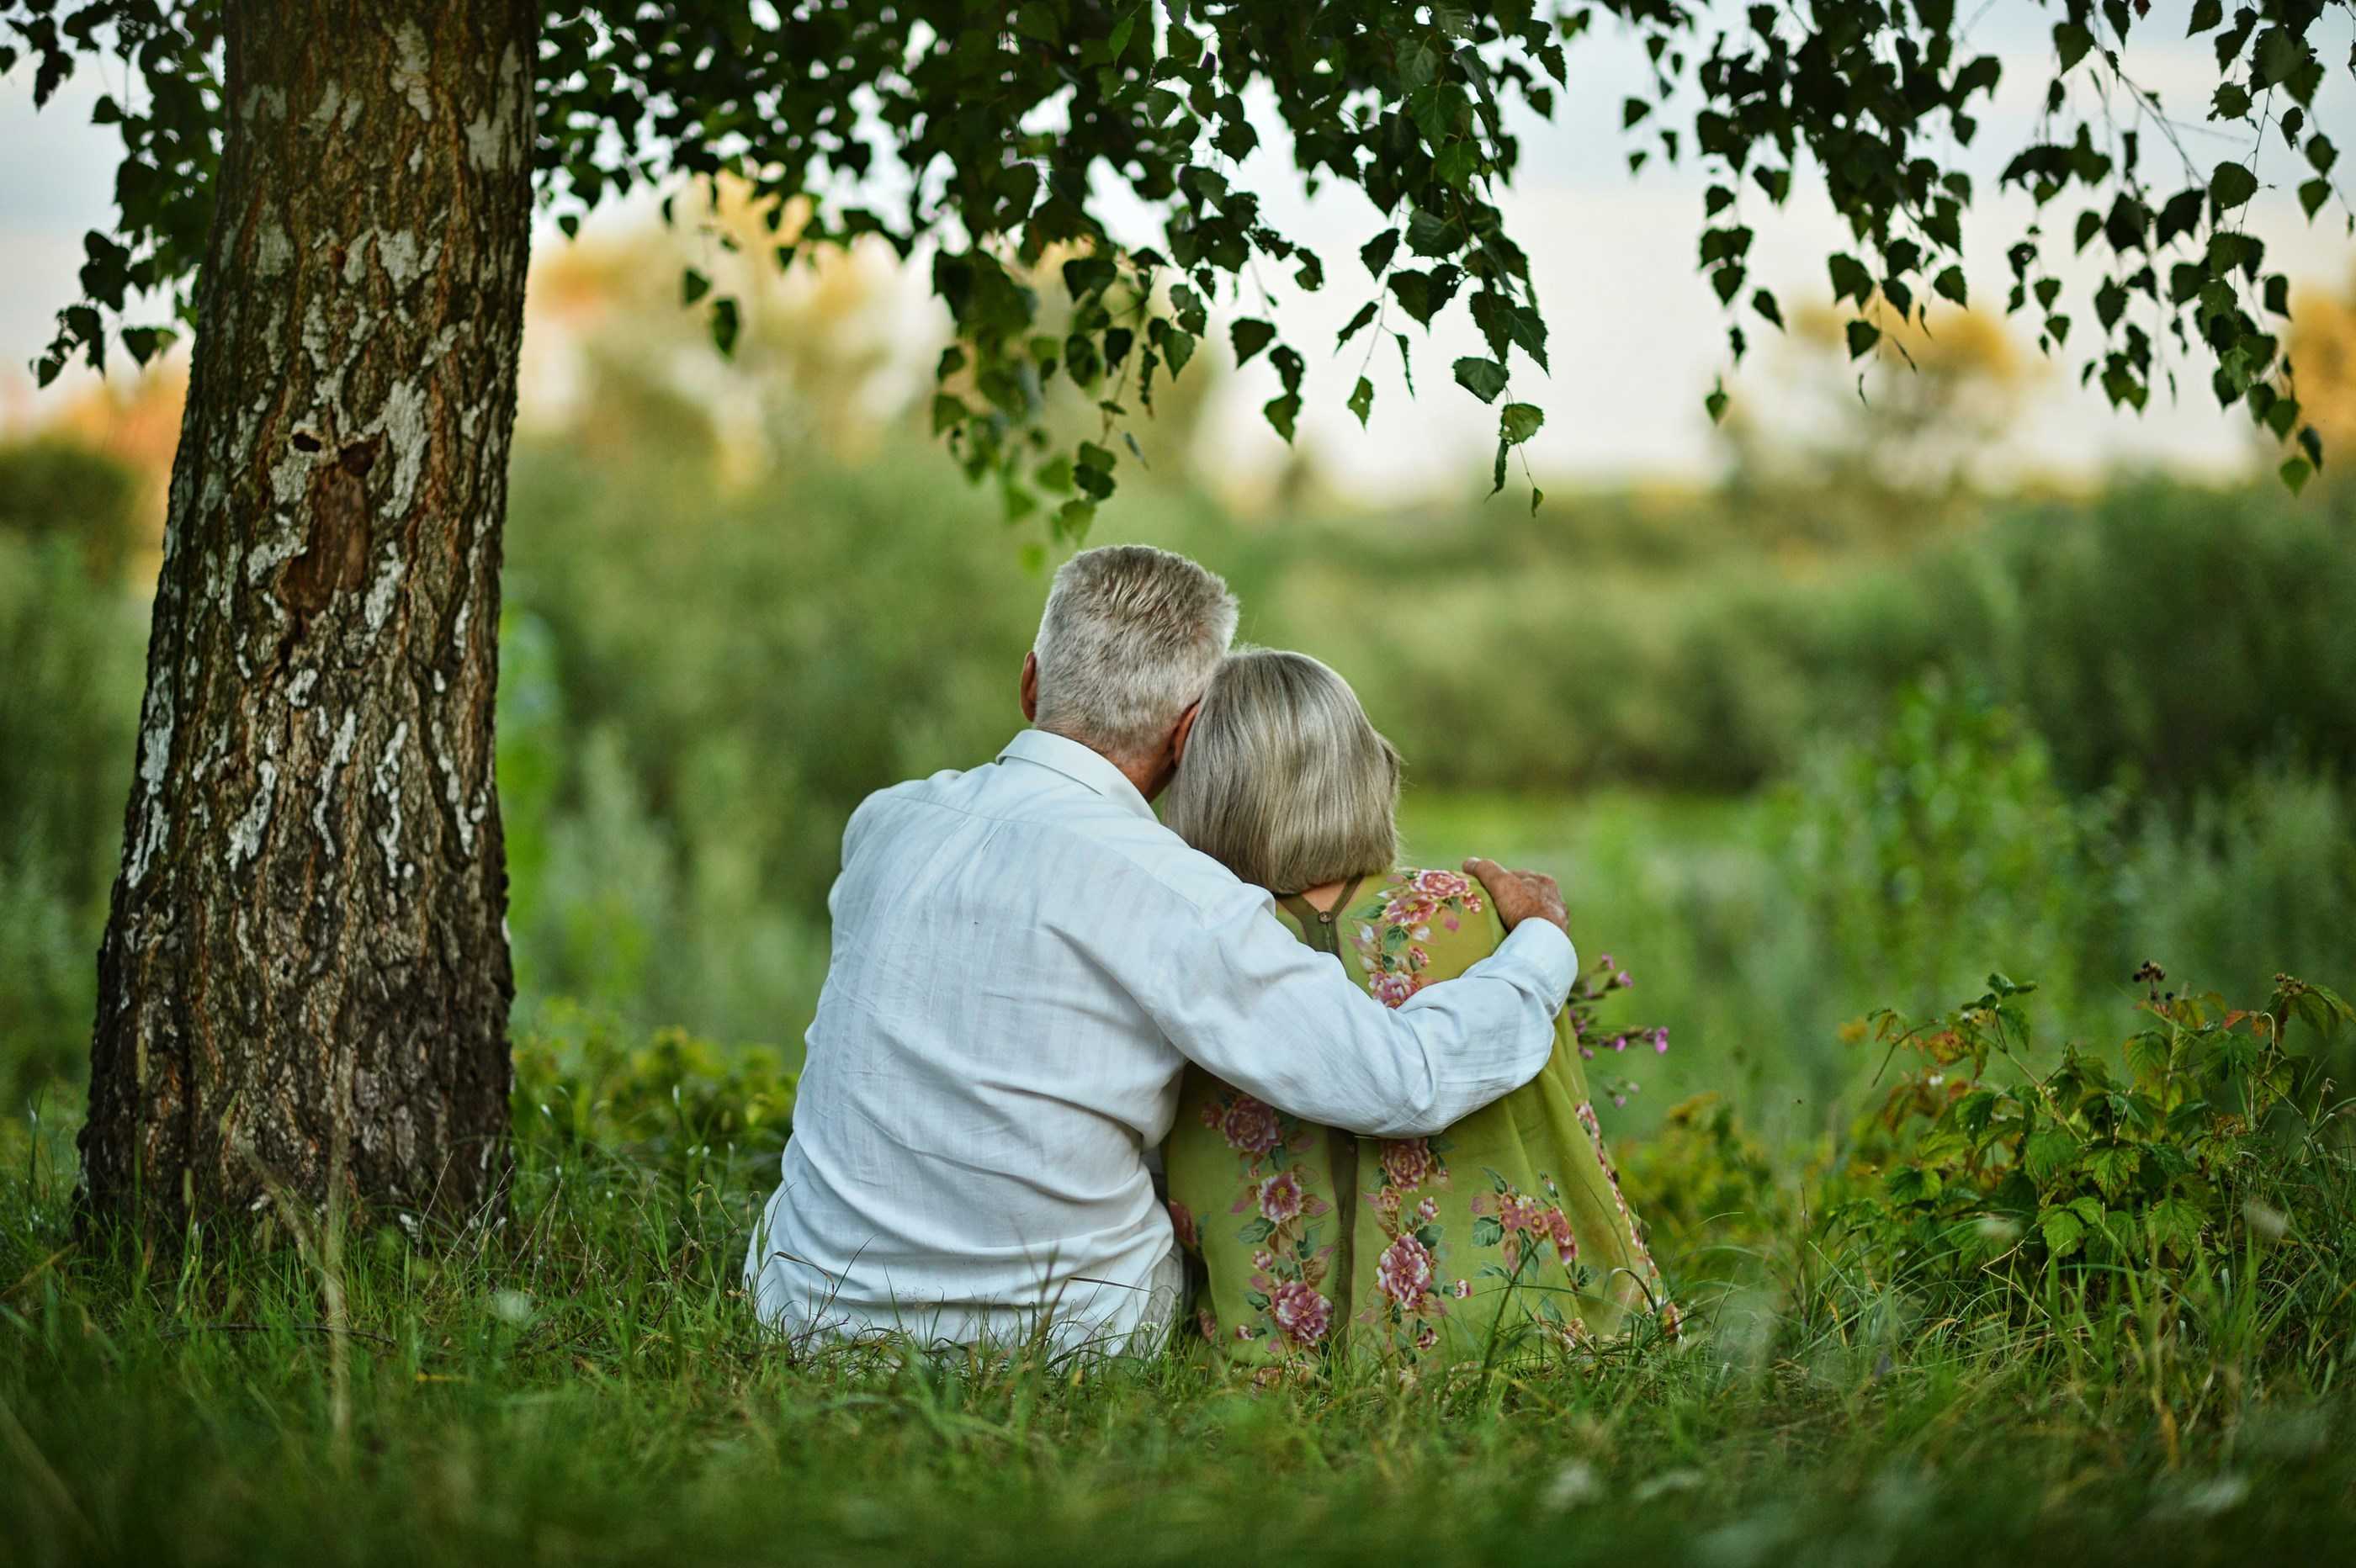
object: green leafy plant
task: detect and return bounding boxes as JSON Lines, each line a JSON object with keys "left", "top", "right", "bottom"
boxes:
{"left": 1829, "top": 965, "right": 2354, "bottom": 1308}
{"left": 512, "top": 1002, "right": 796, "bottom": 1163}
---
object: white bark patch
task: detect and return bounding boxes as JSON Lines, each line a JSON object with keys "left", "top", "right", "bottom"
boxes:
{"left": 125, "top": 684, "right": 176, "bottom": 887}
{"left": 377, "top": 231, "right": 437, "bottom": 292}
{"left": 464, "top": 45, "right": 527, "bottom": 171}
{"left": 363, "top": 550, "right": 406, "bottom": 633}
{"left": 313, "top": 710, "right": 358, "bottom": 861}
{"left": 342, "top": 233, "right": 374, "bottom": 286}
{"left": 311, "top": 80, "right": 346, "bottom": 128}
{"left": 434, "top": 716, "right": 475, "bottom": 856}
{"left": 377, "top": 379, "right": 430, "bottom": 514}
{"left": 391, "top": 24, "right": 435, "bottom": 121}
{"left": 287, "top": 668, "right": 319, "bottom": 708}
{"left": 228, "top": 760, "right": 279, "bottom": 868}
{"left": 240, "top": 84, "right": 288, "bottom": 124}
{"left": 374, "top": 722, "right": 409, "bottom": 879}
{"left": 255, "top": 223, "right": 295, "bottom": 278}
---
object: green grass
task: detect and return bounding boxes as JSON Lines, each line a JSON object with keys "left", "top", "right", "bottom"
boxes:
{"left": 7, "top": 1104, "right": 2355, "bottom": 1566}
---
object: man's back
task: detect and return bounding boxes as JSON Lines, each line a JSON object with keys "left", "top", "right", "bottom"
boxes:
{"left": 746, "top": 729, "right": 1214, "bottom": 1350}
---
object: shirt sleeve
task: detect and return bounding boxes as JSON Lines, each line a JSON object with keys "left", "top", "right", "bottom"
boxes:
{"left": 1133, "top": 878, "right": 1575, "bottom": 1138}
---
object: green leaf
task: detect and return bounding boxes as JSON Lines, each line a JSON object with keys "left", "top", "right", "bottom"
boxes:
{"left": 709, "top": 297, "right": 740, "bottom": 358}
{"left": 1348, "top": 376, "right": 1375, "bottom": 427}
{"left": 1499, "top": 402, "right": 1543, "bottom": 443}
{"left": 1828, "top": 252, "right": 1875, "bottom": 305}
{"left": 1705, "top": 381, "right": 1729, "bottom": 424}
{"left": 2053, "top": 23, "right": 2093, "bottom": 72}
{"left": 2039, "top": 1207, "right": 2087, "bottom": 1258}
{"left": 2210, "top": 160, "right": 2259, "bottom": 211}
{"left": 1844, "top": 320, "right": 1881, "bottom": 359}
{"left": 2023, "top": 1127, "right": 2077, "bottom": 1182}
{"left": 681, "top": 268, "right": 712, "bottom": 305}
{"left": 2299, "top": 179, "right": 2330, "bottom": 220}
{"left": 1230, "top": 318, "right": 1277, "bottom": 368}
{"left": 2188, "top": 0, "right": 2222, "bottom": 34}
{"left": 1752, "top": 289, "right": 1785, "bottom": 329}
{"left": 1934, "top": 266, "right": 1968, "bottom": 306}
{"left": 2280, "top": 455, "right": 2313, "bottom": 494}
{"left": 1452, "top": 356, "right": 1509, "bottom": 403}
{"left": 1336, "top": 301, "right": 1379, "bottom": 349}
{"left": 1263, "top": 392, "right": 1301, "bottom": 443}
{"left": 931, "top": 394, "right": 966, "bottom": 437}
{"left": 2087, "top": 1144, "right": 2141, "bottom": 1199}
{"left": 2148, "top": 1195, "right": 2205, "bottom": 1256}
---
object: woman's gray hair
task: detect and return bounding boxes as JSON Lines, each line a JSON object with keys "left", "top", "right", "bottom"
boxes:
{"left": 1160, "top": 649, "right": 1401, "bottom": 893}
{"left": 1032, "top": 545, "right": 1240, "bottom": 762}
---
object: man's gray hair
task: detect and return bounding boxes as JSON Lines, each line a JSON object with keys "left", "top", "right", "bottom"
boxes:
{"left": 1159, "top": 649, "right": 1401, "bottom": 894}
{"left": 1032, "top": 545, "right": 1240, "bottom": 761}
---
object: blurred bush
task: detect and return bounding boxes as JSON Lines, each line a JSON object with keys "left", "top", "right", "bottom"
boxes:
{"left": 3, "top": 387, "right": 2353, "bottom": 1115}
{"left": 511, "top": 1000, "right": 796, "bottom": 1163}
{"left": 0, "top": 525, "right": 145, "bottom": 1109}
{"left": 0, "top": 437, "right": 144, "bottom": 584}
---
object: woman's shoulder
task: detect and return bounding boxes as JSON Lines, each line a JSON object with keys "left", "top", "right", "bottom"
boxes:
{"left": 1338, "top": 866, "right": 1510, "bottom": 1000}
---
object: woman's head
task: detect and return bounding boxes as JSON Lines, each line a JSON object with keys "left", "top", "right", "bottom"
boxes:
{"left": 1160, "top": 649, "right": 1401, "bottom": 893}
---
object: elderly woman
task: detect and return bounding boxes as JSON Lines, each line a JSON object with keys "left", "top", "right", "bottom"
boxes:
{"left": 1159, "top": 649, "right": 1676, "bottom": 1374}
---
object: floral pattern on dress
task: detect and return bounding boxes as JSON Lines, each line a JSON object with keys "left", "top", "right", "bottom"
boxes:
{"left": 1191, "top": 1085, "right": 1337, "bottom": 1362}
{"left": 1345, "top": 868, "right": 1486, "bottom": 1010}
{"left": 1167, "top": 866, "right": 1676, "bottom": 1371}
{"left": 1573, "top": 1098, "right": 1680, "bottom": 1339}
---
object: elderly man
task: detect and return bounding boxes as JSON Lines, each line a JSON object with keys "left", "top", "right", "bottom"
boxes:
{"left": 745, "top": 545, "right": 1574, "bottom": 1353}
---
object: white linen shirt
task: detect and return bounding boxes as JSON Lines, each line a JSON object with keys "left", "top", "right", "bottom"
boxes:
{"left": 744, "top": 728, "right": 1575, "bottom": 1353}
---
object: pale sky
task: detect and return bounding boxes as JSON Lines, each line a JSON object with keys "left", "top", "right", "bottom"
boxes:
{"left": 3, "top": 5, "right": 2351, "bottom": 495}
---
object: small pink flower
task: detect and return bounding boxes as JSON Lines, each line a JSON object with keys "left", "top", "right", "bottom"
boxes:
{"left": 1197, "top": 1306, "right": 1219, "bottom": 1342}
{"left": 1258, "top": 1168, "right": 1308, "bottom": 1226}
{"left": 1443, "top": 916, "right": 1461, "bottom": 932}
{"left": 1376, "top": 1233, "right": 1436, "bottom": 1310}
{"left": 1616, "top": 971, "right": 1632, "bottom": 988}
{"left": 1652, "top": 1026, "right": 1670, "bottom": 1054}
{"left": 1598, "top": 954, "right": 1614, "bottom": 969}
{"left": 1547, "top": 1208, "right": 1579, "bottom": 1266}
{"left": 1268, "top": 1280, "right": 1334, "bottom": 1346}
{"left": 1166, "top": 1200, "right": 1198, "bottom": 1252}
{"left": 1416, "top": 1195, "right": 1440, "bottom": 1222}
{"left": 1371, "top": 1184, "right": 1403, "bottom": 1216}
{"left": 1234, "top": 1322, "right": 1255, "bottom": 1341}
{"left": 1451, "top": 1279, "right": 1472, "bottom": 1299}
{"left": 1579, "top": 1046, "right": 1595, "bottom": 1060}
{"left": 1380, "top": 1137, "right": 1441, "bottom": 1190}
{"left": 1411, "top": 868, "right": 1472, "bottom": 900}
{"left": 1218, "top": 1095, "right": 1283, "bottom": 1155}
{"left": 1251, "top": 1248, "right": 1276, "bottom": 1271}
{"left": 1612, "top": 1035, "right": 1628, "bottom": 1052}
{"left": 1369, "top": 971, "right": 1422, "bottom": 1009}
{"left": 1499, "top": 1194, "right": 1541, "bottom": 1234}
{"left": 1414, "top": 1322, "right": 1440, "bottom": 1350}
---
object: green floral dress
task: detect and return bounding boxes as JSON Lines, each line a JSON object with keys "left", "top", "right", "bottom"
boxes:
{"left": 1164, "top": 866, "right": 1677, "bottom": 1374}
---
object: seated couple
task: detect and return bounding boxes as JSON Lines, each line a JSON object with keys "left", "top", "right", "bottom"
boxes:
{"left": 745, "top": 544, "right": 1673, "bottom": 1372}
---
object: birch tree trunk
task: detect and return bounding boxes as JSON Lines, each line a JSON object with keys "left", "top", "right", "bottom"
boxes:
{"left": 78, "top": 0, "right": 537, "bottom": 1238}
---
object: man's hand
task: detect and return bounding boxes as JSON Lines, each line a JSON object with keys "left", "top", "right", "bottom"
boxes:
{"left": 1463, "top": 858, "right": 1568, "bottom": 936}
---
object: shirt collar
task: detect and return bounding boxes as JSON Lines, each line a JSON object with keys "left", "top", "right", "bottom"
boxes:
{"left": 996, "top": 728, "right": 1158, "bottom": 821}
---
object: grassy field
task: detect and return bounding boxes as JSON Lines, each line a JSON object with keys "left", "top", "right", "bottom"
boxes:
{"left": 8, "top": 418, "right": 2356, "bottom": 1561}
{"left": 7, "top": 1075, "right": 2355, "bottom": 1566}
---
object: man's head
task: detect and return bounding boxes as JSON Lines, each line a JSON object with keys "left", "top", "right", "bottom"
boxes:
{"left": 1021, "top": 545, "right": 1239, "bottom": 796}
